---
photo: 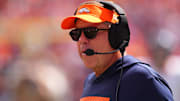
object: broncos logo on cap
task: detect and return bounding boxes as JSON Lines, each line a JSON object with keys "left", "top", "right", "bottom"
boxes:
{"left": 78, "top": 8, "right": 90, "bottom": 13}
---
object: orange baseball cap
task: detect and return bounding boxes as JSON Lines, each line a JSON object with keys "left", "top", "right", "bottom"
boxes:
{"left": 61, "top": 3, "right": 119, "bottom": 29}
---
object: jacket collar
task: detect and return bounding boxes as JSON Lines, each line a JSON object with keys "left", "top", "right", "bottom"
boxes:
{"left": 94, "top": 55, "right": 140, "bottom": 80}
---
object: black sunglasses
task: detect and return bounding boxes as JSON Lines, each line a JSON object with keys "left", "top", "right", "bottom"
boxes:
{"left": 69, "top": 27, "right": 109, "bottom": 41}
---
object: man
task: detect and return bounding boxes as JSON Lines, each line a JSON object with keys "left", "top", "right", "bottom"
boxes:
{"left": 61, "top": 0, "right": 173, "bottom": 101}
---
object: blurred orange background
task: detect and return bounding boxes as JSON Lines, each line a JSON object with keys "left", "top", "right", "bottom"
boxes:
{"left": 0, "top": 0, "right": 180, "bottom": 101}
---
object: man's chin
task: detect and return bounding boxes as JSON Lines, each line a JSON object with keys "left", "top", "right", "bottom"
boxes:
{"left": 84, "top": 61, "right": 96, "bottom": 69}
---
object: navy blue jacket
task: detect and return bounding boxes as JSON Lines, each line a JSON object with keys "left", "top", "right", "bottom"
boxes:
{"left": 81, "top": 55, "right": 173, "bottom": 101}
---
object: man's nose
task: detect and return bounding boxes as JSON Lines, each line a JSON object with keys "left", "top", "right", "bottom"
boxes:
{"left": 78, "top": 32, "right": 88, "bottom": 43}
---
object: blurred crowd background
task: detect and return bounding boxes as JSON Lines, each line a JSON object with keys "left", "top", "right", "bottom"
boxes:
{"left": 0, "top": 0, "right": 180, "bottom": 101}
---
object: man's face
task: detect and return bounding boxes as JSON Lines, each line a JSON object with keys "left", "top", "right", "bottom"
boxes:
{"left": 75, "top": 20, "right": 116, "bottom": 70}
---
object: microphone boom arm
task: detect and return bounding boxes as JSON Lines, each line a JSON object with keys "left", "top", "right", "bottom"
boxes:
{"left": 84, "top": 49, "right": 119, "bottom": 56}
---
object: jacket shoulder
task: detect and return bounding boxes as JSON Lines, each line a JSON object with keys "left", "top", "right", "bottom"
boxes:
{"left": 120, "top": 63, "right": 173, "bottom": 101}
{"left": 123, "top": 63, "right": 155, "bottom": 79}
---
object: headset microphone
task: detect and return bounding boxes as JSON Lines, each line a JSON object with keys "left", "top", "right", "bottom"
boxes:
{"left": 83, "top": 49, "right": 95, "bottom": 56}
{"left": 84, "top": 40, "right": 128, "bottom": 56}
{"left": 84, "top": 49, "right": 119, "bottom": 56}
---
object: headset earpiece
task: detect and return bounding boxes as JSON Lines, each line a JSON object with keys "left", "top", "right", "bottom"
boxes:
{"left": 109, "top": 15, "right": 130, "bottom": 49}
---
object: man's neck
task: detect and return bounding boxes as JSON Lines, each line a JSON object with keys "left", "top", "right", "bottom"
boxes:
{"left": 94, "top": 52, "right": 122, "bottom": 77}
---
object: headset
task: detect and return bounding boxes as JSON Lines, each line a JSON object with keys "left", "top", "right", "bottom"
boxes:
{"left": 97, "top": 0, "right": 130, "bottom": 54}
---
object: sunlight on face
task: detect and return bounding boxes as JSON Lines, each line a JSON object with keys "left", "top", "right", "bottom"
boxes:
{"left": 75, "top": 20, "right": 117, "bottom": 72}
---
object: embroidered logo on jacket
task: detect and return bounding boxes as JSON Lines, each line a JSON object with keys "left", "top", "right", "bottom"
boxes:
{"left": 80, "top": 96, "right": 110, "bottom": 101}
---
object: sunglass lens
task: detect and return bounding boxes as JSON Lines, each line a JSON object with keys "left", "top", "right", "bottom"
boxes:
{"left": 69, "top": 29, "right": 81, "bottom": 41}
{"left": 84, "top": 28, "right": 98, "bottom": 39}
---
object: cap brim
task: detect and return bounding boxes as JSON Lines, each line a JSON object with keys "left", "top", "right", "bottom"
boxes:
{"left": 61, "top": 14, "right": 103, "bottom": 29}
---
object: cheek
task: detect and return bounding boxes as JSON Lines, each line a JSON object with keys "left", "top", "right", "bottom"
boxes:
{"left": 98, "top": 33, "right": 109, "bottom": 44}
{"left": 92, "top": 33, "right": 111, "bottom": 50}
{"left": 77, "top": 42, "right": 81, "bottom": 54}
